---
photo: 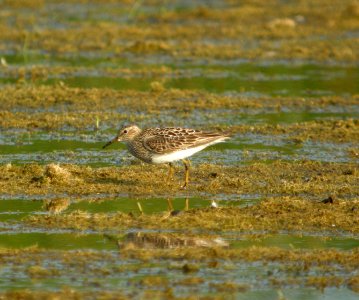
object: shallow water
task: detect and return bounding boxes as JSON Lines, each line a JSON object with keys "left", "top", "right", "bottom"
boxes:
{"left": 0, "top": 57, "right": 358, "bottom": 299}
{"left": 0, "top": 134, "right": 357, "bottom": 170}
{"left": 1, "top": 197, "right": 358, "bottom": 251}
{"left": 1, "top": 60, "right": 359, "bottom": 97}
{"left": 0, "top": 131, "right": 356, "bottom": 167}
{"left": 1, "top": 74, "right": 358, "bottom": 298}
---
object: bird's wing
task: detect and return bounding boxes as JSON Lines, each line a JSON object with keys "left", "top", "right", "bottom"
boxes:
{"left": 142, "top": 128, "right": 227, "bottom": 154}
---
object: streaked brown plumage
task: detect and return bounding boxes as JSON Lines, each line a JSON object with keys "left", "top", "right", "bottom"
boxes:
{"left": 103, "top": 124, "right": 230, "bottom": 187}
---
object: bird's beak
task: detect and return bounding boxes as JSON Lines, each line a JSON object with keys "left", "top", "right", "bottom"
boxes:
{"left": 102, "top": 136, "right": 118, "bottom": 149}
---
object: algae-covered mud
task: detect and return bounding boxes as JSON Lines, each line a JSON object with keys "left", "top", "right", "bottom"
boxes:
{"left": 0, "top": 0, "right": 359, "bottom": 299}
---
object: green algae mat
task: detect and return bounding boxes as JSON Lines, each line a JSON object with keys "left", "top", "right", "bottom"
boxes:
{"left": 0, "top": 0, "right": 359, "bottom": 299}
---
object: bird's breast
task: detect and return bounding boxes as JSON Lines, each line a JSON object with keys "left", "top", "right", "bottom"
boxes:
{"left": 126, "top": 141, "right": 152, "bottom": 164}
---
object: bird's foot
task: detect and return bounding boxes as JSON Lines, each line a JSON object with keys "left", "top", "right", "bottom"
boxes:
{"left": 181, "top": 181, "right": 188, "bottom": 189}
{"left": 166, "top": 177, "right": 174, "bottom": 184}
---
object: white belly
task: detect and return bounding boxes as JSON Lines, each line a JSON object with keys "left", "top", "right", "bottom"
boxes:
{"left": 150, "top": 136, "right": 228, "bottom": 164}
{"left": 151, "top": 145, "right": 208, "bottom": 164}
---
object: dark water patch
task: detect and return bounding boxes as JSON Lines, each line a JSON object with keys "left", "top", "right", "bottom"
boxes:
{"left": 0, "top": 197, "right": 216, "bottom": 223}
{"left": 0, "top": 228, "right": 358, "bottom": 251}
{"left": 1, "top": 72, "right": 357, "bottom": 97}
{"left": 0, "top": 139, "right": 104, "bottom": 154}
{"left": 189, "top": 110, "right": 359, "bottom": 126}
{"left": 1, "top": 60, "right": 358, "bottom": 96}
{"left": 1, "top": 196, "right": 359, "bottom": 251}
{"left": 237, "top": 112, "right": 359, "bottom": 125}
{"left": 230, "top": 234, "right": 359, "bottom": 251}
{"left": 0, "top": 232, "right": 117, "bottom": 250}
{"left": 0, "top": 199, "right": 43, "bottom": 222}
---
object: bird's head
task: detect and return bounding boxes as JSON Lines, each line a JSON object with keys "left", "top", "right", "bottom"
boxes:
{"left": 102, "top": 124, "right": 141, "bottom": 149}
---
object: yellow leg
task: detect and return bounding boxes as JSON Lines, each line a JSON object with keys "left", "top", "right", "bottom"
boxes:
{"left": 167, "top": 162, "right": 174, "bottom": 182}
{"left": 184, "top": 198, "right": 189, "bottom": 211}
{"left": 182, "top": 159, "right": 190, "bottom": 188}
{"left": 137, "top": 202, "right": 144, "bottom": 215}
{"left": 167, "top": 198, "right": 174, "bottom": 212}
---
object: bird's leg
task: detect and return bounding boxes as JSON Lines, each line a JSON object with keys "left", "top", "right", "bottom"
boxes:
{"left": 182, "top": 159, "right": 191, "bottom": 188}
{"left": 167, "top": 198, "right": 174, "bottom": 212}
{"left": 167, "top": 162, "right": 174, "bottom": 182}
{"left": 184, "top": 198, "right": 189, "bottom": 211}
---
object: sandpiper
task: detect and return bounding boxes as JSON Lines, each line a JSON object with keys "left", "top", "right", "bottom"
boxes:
{"left": 103, "top": 124, "right": 230, "bottom": 187}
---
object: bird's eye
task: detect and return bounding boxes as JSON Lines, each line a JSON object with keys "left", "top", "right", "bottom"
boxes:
{"left": 123, "top": 130, "right": 128, "bottom": 134}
